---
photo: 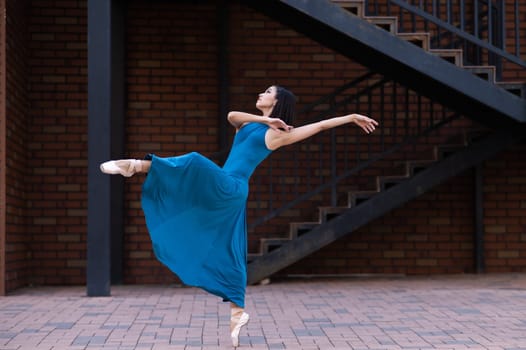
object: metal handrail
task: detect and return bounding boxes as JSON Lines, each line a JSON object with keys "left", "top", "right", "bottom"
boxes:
{"left": 372, "top": 0, "right": 525, "bottom": 70}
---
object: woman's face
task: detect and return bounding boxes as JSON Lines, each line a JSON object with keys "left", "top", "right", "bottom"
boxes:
{"left": 256, "top": 86, "right": 277, "bottom": 112}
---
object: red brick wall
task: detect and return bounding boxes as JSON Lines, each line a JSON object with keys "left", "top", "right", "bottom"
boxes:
{"left": 27, "top": 0, "right": 87, "bottom": 286}
{"left": 5, "top": 0, "right": 31, "bottom": 291}
{"left": 484, "top": 144, "right": 526, "bottom": 271}
{"left": 123, "top": 1, "right": 220, "bottom": 283}
{"left": 4, "top": 0, "right": 523, "bottom": 290}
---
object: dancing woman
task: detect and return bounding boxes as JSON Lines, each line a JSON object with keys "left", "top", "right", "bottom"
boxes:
{"left": 100, "top": 85, "right": 378, "bottom": 347}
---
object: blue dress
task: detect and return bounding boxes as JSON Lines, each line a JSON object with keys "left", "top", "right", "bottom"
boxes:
{"left": 141, "top": 122, "right": 272, "bottom": 307}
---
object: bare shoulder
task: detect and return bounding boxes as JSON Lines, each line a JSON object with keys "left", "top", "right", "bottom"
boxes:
{"left": 264, "top": 126, "right": 302, "bottom": 150}
{"left": 264, "top": 127, "right": 283, "bottom": 151}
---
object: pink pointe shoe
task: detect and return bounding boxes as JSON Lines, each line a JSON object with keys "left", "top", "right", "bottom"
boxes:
{"left": 231, "top": 312, "right": 249, "bottom": 347}
{"left": 100, "top": 159, "right": 142, "bottom": 177}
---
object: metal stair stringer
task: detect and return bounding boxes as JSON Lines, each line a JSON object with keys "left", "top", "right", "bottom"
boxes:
{"left": 247, "top": 126, "right": 526, "bottom": 284}
{"left": 245, "top": 0, "right": 526, "bottom": 125}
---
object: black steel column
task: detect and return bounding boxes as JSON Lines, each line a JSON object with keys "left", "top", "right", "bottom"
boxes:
{"left": 87, "top": 0, "right": 125, "bottom": 296}
{"left": 474, "top": 164, "right": 485, "bottom": 273}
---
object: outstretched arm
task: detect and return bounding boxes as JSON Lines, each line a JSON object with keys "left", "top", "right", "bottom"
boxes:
{"left": 227, "top": 111, "right": 292, "bottom": 131}
{"left": 265, "top": 114, "right": 377, "bottom": 150}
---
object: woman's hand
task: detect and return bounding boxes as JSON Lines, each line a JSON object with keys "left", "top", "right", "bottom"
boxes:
{"left": 266, "top": 117, "right": 293, "bottom": 132}
{"left": 350, "top": 114, "right": 378, "bottom": 134}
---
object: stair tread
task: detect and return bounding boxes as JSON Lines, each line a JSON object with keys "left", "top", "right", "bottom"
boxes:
{"left": 397, "top": 32, "right": 430, "bottom": 50}
{"left": 409, "top": 159, "right": 436, "bottom": 164}
{"left": 261, "top": 238, "right": 291, "bottom": 254}
{"left": 379, "top": 174, "right": 410, "bottom": 180}
{"left": 349, "top": 190, "right": 379, "bottom": 195}
{"left": 463, "top": 65, "right": 496, "bottom": 82}
{"left": 289, "top": 221, "right": 319, "bottom": 239}
{"left": 429, "top": 48, "right": 462, "bottom": 53}
{"left": 406, "top": 160, "right": 436, "bottom": 175}
{"left": 318, "top": 205, "right": 349, "bottom": 211}
{"left": 496, "top": 81, "right": 526, "bottom": 86}
{"left": 261, "top": 238, "right": 290, "bottom": 243}
{"left": 377, "top": 175, "right": 409, "bottom": 191}
{"left": 290, "top": 221, "right": 319, "bottom": 226}
{"left": 497, "top": 82, "right": 526, "bottom": 98}
{"left": 332, "top": 0, "right": 365, "bottom": 17}
{"left": 365, "top": 15, "right": 398, "bottom": 20}
{"left": 319, "top": 206, "right": 349, "bottom": 222}
{"left": 397, "top": 32, "right": 429, "bottom": 36}
{"left": 348, "top": 190, "right": 379, "bottom": 207}
{"left": 365, "top": 16, "right": 398, "bottom": 33}
{"left": 463, "top": 65, "right": 496, "bottom": 70}
{"left": 429, "top": 49, "right": 462, "bottom": 65}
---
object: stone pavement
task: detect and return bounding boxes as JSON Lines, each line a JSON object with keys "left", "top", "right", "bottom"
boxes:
{"left": 1, "top": 274, "right": 526, "bottom": 350}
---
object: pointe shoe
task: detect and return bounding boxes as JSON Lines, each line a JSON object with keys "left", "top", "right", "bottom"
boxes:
{"left": 100, "top": 159, "right": 141, "bottom": 177}
{"left": 231, "top": 312, "right": 249, "bottom": 347}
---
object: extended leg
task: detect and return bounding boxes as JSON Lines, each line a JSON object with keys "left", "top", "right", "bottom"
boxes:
{"left": 100, "top": 159, "right": 151, "bottom": 177}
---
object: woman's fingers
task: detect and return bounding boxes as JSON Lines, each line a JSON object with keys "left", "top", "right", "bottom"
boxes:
{"left": 362, "top": 120, "right": 377, "bottom": 134}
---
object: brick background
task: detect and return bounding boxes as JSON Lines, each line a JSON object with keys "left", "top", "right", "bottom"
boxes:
{"left": 5, "top": 0, "right": 31, "bottom": 291}
{"left": 484, "top": 144, "right": 526, "bottom": 271}
{"left": 27, "top": 0, "right": 87, "bottom": 286}
{"left": 2, "top": 0, "right": 525, "bottom": 290}
{"left": 123, "top": 1, "right": 220, "bottom": 284}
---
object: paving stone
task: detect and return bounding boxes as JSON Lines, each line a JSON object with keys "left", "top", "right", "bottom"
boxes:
{"left": 1, "top": 275, "right": 526, "bottom": 349}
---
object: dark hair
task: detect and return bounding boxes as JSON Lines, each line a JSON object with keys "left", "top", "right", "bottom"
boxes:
{"left": 270, "top": 85, "right": 297, "bottom": 125}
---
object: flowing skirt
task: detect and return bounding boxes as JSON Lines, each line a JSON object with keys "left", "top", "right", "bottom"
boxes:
{"left": 141, "top": 152, "right": 249, "bottom": 307}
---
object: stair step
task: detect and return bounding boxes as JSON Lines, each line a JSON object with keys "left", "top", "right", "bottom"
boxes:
{"left": 376, "top": 175, "right": 409, "bottom": 191}
{"left": 397, "top": 32, "right": 430, "bottom": 51}
{"left": 333, "top": 0, "right": 365, "bottom": 17}
{"left": 497, "top": 82, "right": 526, "bottom": 98}
{"left": 434, "top": 144, "right": 464, "bottom": 159}
{"left": 365, "top": 16, "right": 398, "bottom": 33}
{"left": 347, "top": 190, "right": 378, "bottom": 207}
{"left": 463, "top": 65, "right": 496, "bottom": 82}
{"left": 261, "top": 238, "right": 291, "bottom": 254}
{"left": 290, "top": 222, "right": 318, "bottom": 239}
{"left": 429, "top": 49, "right": 463, "bottom": 66}
{"left": 318, "top": 206, "right": 348, "bottom": 222}
{"left": 406, "top": 160, "right": 435, "bottom": 176}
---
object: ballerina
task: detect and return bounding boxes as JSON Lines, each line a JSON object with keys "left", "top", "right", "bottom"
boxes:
{"left": 100, "top": 85, "right": 378, "bottom": 347}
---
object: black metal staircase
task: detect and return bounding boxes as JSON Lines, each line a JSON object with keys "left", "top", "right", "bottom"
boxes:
{"left": 246, "top": 0, "right": 526, "bottom": 124}
{"left": 243, "top": 0, "right": 526, "bottom": 284}
{"left": 247, "top": 125, "right": 526, "bottom": 284}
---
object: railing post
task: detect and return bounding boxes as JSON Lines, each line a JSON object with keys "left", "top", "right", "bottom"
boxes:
{"left": 474, "top": 164, "right": 485, "bottom": 273}
{"left": 331, "top": 129, "right": 337, "bottom": 207}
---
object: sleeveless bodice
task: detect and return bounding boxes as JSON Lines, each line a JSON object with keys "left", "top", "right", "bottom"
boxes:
{"left": 222, "top": 123, "right": 272, "bottom": 180}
